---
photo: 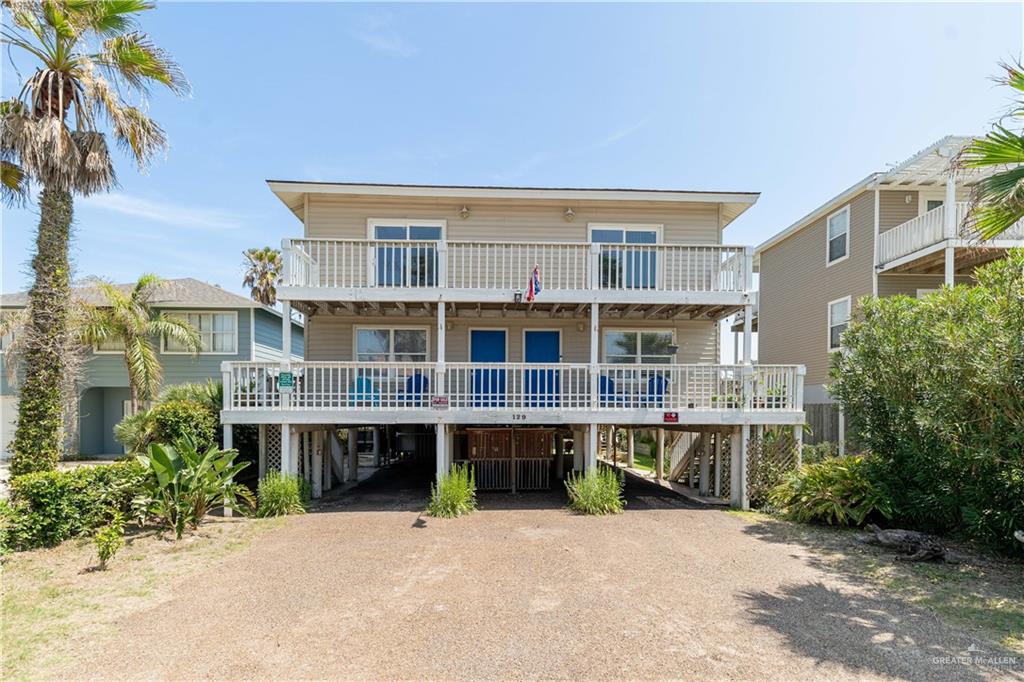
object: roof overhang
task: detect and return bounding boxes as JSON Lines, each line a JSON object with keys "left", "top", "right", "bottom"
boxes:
{"left": 267, "top": 180, "right": 760, "bottom": 228}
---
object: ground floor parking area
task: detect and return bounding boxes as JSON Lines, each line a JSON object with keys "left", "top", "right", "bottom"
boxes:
{"left": 33, "top": 469, "right": 1017, "bottom": 681}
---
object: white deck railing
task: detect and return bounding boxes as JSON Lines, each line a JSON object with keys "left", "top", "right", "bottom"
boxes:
{"left": 878, "top": 202, "right": 1024, "bottom": 265}
{"left": 223, "top": 361, "right": 802, "bottom": 413}
{"left": 282, "top": 239, "right": 750, "bottom": 294}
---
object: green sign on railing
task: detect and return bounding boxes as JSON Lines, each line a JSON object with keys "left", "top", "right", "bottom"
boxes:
{"left": 278, "top": 371, "right": 294, "bottom": 394}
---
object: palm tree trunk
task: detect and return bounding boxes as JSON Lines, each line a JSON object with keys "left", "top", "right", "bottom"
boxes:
{"left": 130, "top": 381, "right": 140, "bottom": 417}
{"left": 10, "top": 187, "right": 73, "bottom": 475}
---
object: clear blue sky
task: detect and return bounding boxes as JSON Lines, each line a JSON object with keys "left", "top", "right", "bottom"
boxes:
{"left": 1, "top": 2, "right": 1020, "bottom": 297}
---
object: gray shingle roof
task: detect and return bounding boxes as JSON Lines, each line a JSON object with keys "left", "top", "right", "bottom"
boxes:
{"left": 0, "top": 278, "right": 256, "bottom": 309}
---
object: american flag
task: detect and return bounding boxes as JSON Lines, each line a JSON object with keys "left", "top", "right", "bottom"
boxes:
{"left": 526, "top": 264, "right": 542, "bottom": 302}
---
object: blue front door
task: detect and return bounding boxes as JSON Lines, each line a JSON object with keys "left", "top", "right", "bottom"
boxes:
{"left": 471, "top": 330, "right": 506, "bottom": 407}
{"left": 524, "top": 330, "right": 560, "bottom": 407}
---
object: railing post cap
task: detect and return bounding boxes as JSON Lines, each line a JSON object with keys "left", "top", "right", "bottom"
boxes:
{"left": 281, "top": 238, "right": 291, "bottom": 249}
{"left": 220, "top": 361, "right": 231, "bottom": 372}
{"left": 796, "top": 365, "right": 807, "bottom": 376}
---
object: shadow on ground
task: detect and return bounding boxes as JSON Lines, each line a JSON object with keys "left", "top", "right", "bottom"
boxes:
{"left": 739, "top": 580, "right": 1005, "bottom": 682}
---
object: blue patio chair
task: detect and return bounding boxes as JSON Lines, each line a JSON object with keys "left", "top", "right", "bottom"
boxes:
{"left": 348, "top": 376, "right": 380, "bottom": 407}
{"left": 641, "top": 374, "right": 668, "bottom": 408}
{"left": 599, "top": 375, "right": 624, "bottom": 407}
{"left": 399, "top": 372, "right": 429, "bottom": 406}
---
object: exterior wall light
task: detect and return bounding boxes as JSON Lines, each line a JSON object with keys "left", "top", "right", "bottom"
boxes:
{"left": 513, "top": 291, "right": 523, "bottom": 304}
{"left": 564, "top": 207, "right": 576, "bottom": 222}
{"left": 459, "top": 205, "right": 471, "bottom": 219}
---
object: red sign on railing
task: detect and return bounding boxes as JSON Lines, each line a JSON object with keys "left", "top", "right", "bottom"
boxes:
{"left": 663, "top": 412, "right": 679, "bottom": 423}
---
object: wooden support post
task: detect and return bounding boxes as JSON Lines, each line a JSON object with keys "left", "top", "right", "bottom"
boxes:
{"left": 699, "top": 434, "right": 711, "bottom": 495}
{"left": 609, "top": 426, "right": 617, "bottom": 466}
{"left": 312, "top": 431, "right": 323, "bottom": 499}
{"left": 730, "top": 425, "right": 750, "bottom": 510}
{"left": 288, "top": 425, "right": 300, "bottom": 477}
{"left": 258, "top": 424, "right": 266, "bottom": 479}
{"left": 222, "top": 424, "right": 234, "bottom": 517}
{"left": 586, "top": 423, "right": 598, "bottom": 471}
{"left": 626, "top": 430, "right": 635, "bottom": 467}
{"left": 510, "top": 428, "right": 517, "bottom": 494}
{"left": 323, "top": 430, "right": 333, "bottom": 492}
{"left": 714, "top": 432, "right": 722, "bottom": 498}
{"left": 572, "top": 429, "right": 584, "bottom": 472}
{"left": 555, "top": 435, "right": 565, "bottom": 479}
{"left": 347, "top": 427, "right": 358, "bottom": 482}
{"left": 655, "top": 428, "right": 665, "bottom": 481}
{"left": 944, "top": 174, "right": 956, "bottom": 286}
{"left": 435, "top": 425, "right": 447, "bottom": 481}
{"left": 794, "top": 424, "right": 804, "bottom": 468}
{"left": 688, "top": 435, "right": 697, "bottom": 487}
{"left": 372, "top": 428, "right": 381, "bottom": 468}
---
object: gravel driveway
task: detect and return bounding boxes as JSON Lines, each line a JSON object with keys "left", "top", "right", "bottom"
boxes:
{"left": 50, "top": 464, "right": 1019, "bottom": 681}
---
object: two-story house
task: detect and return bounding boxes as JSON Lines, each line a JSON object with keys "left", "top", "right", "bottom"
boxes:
{"left": 755, "top": 136, "right": 1024, "bottom": 439}
{"left": 220, "top": 181, "right": 806, "bottom": 509}
{"left": 1, "top": 278, "right": 304, "bottom": 457}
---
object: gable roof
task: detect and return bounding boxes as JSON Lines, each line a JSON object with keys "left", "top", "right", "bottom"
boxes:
{"left": 266, "top": 180, "right": 761, "bottom": 229}
{"left": 755, "top": 135, "right": 978, "bottom": 262}
{"left": 0, "top": 278, "right": 257, "bottom": 310}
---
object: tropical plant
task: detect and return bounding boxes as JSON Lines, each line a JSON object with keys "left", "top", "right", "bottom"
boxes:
{"left": 134, "top": 438, "right": 254, "bottom": 539}
{"left": 768, "top": 455, "right": 892, "bottom": 526}
{"left": 242, "top": 247, "right": 283, "bottom": 305}
{"left": 159, "top": 379, "right": 222, "bottom": 414}
{"left": 81, "top": 275, "right": 201, "bottom": 414}
{"left": 256, "top": 472, "right": 309, "bottom": 517}
{"left": 830, "top": 251, "right": 1024, "bottom": 551}
{"left": 565, "top": 465, "right": 625, "bottom": 515}
{"left": 2, "top": 0, "right": 188, "bottom": 473}
{"left": 426, "top": 463, "right": 477, "bottom": 518}
{"left": 93, "top": 510, "right": 124, "bottom": 570}
{"left": 958, "top": 62, "right": 1024, "bottom": 238}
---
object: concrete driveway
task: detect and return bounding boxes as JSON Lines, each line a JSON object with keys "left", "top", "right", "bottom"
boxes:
{"left": 51, "top": 466, "right": 1019, "bottom": 681}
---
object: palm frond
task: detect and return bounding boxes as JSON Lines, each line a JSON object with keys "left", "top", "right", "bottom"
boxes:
{"left": 1, "top": 160, "right": 28, "bottom": 206}
{"left": 131, "top": 272, "right": 161, "bottom": 302}
{"left": 79, "top": 0, "right": 151, "bottom": 37}
{"left": 124, "top": 333, "right": 162, "bottom": 400}
{"left": 94, "top": 31, "right": 189, "bottom": 95}
{"left": 149, "top": 313, "right": 202, "bottom": 354}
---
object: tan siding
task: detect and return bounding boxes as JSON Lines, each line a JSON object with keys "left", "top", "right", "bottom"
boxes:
{"left": 879, "top": 189, "right": 919, "bottom": 232}
{"left": 876, "top": 273, "right": 971, "bottom": 297}
{"left": 305, "top": 195, "right": 723, "bottom": 244}
{"left": 304, "top": 314, "right": 715, "bottom": 364}
{"left": 758, "top": 190, "right": 875, "bottom": 387}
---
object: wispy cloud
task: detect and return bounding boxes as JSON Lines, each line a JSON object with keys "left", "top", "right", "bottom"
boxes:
{"left": 352, "top": 13, "right": 417, "bottom": 58}
{"left": 591, "top": 117, "right": 650, "bottom": 150}
{"left": 491, "top": 152, "right": 549, "bottom": 183}
{"left": 79, "top": 193, "right": 246, "bottom": 231}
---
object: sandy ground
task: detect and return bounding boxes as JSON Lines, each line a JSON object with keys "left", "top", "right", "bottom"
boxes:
{"left": 23, "top": 462, "right": 1023, "bottom": 681}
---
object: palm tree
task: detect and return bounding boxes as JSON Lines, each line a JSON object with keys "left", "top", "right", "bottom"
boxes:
{"left": 242, "top": 247, "right": 282, "bottom": 305}
{"left": 958, "top": 62, "right": 1024, "bottom": 239}
{"left": 82, "top": 275, "right": 201, "bottom": 415}
{"left": 1, "top": 1, "right": 187, "bottom": 474}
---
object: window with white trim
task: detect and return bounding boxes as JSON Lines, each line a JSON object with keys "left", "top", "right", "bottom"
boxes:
{"left": 356, "top": 328, "right": 428, "bottom": 362}
{"left": 164, "top": 311, "right": 237, "bottom": 354}
{"left": 828, "top": 298, "right": 851, "bottom": 351}
{"left": 604, "top": 330, "right": 673, "bottom": 364}
{"left": 94, "top": 336, "right": 126, "bottom": 353}
{"left": 827, "top": 206, "right": 850, "bottom": 264}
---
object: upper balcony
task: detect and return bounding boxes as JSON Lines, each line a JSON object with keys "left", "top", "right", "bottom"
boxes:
{"left": 878, "top": 202, "right": 1024, "bottom": 274}
{"left": 279, "top": 238, "right": 753, "bottom": 309}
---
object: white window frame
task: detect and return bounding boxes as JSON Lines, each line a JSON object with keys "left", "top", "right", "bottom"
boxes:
{"left": 825, "top": 205, "right": 850, "bottom": 267}
{"left": 827, "top": 296, "right": 852, "bottom": 353}
{"left": 353, "top": 325, "right": 431, "bottom": 363}
{"left": 601, "top": 328, "right": 676, "bottom": 364}
{"left": 366, "top": 218, "right": 447, "bottom": 241}
{"left": 918, "top": 190, "right": 946, "bottom": 217}
{"left": 161, "top": 310, "right": 239, "bottom": 355}
{"left": 587, "top": 223, "right": 663, "bottom": 244}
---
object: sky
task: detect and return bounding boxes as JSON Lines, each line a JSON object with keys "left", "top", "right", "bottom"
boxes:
{"left": 1, "top": 2, "right": 1021, "bottom": 304}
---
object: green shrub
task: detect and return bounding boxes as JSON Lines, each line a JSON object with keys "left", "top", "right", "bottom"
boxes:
{"left": 566, "top": 465, "right": 625, "bottom": 515}
{"left": 256, "top": 472, "right": 309, "bottom": 517}
{"left": 134, "top": 438, "right": 254, "bottom": 539}
{"left": 94, "top": 511, "right": 125, "bottom": 570}
{"left": 0, "top": 461, "right": 147, "bottom": 551}
{"left": 148, "top": 400, "right": 217, "bottom": 452}
{"left": 830, "top": 250, "right": 1024, "bottom": 552}
{"left": 114, "top": 409, "right": 157, "bottom": 454}
{"left": 426, "top": 464, "right": 477, "bottom": 518}
{"left": 800, "top": 442, "right": 840, "bottom": 465}
{"left": 158, "top": 380, "right": 223, "bottom": 413}
{"left": 768, "top": 455, "right": 892, "bottom": 526}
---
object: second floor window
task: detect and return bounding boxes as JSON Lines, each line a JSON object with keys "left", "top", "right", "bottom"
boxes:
{"left": 828, "top": 297, "right": 851, "bottom": 351}
{"left": 356, "top": 328, "right": 428, "bottom": 362}
{"left": 604, "top": 330, "right": 673, "bottom": 364}
{"left": 164, "top": 311, "right": 237, "bottom": 354}
{"left": 95, "top": 337, "right": 126, "bottom": 353}
{"left": 370, "top": 220, "right": 443, "bottom": 287}
{"left": 827, "top": 206, "right": 850, "bottom": 265}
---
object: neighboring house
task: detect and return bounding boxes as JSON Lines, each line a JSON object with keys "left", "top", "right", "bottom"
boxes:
{"left": 755, "top": 136, "right": 1024, "bottom": 439}
{"left": 220, "top": 181, "right": 807, "bottom": 509}
{"left": 0, "top": 278, "right": 304, "bottom": 458}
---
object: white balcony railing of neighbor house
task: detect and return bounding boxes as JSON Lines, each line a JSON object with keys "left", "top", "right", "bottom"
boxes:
{"left": 282, "top": 239, "right": 750, "bottom": 294}
{"left": 878, "top": 202, "right": 1024, "bottom": 265}
{"left": 223, "top": 361, "right": 804, "bottom": 413}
